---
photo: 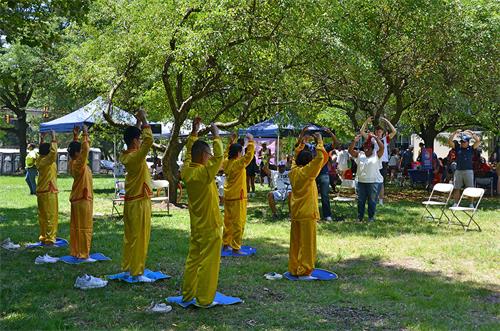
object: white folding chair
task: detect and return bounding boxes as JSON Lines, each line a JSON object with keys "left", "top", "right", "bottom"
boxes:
{"left": 421, "top": 183, "right": 454, "bottom": 224}
{"left": 151, "top": 180, "right": 170, "bottom": 214}
{"left": 332, "top": 179, "right": 357, "bottom": 219}
{"left": 449, "top": 187, "right": 485, "bottom": 231}
{"left": 111, "top": 180, "right": 125, "bottom": 218}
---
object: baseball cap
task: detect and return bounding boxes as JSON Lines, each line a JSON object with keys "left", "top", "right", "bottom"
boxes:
{"left": 278, "top": 160, "right": 286, "bottom": 167}
{"left": 460, "top": 134, "right": 471, "bottom": 142}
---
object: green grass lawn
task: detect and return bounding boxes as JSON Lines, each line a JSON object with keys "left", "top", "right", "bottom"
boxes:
{"left": 0, "top": 175, "right": 499, "bottom": 330}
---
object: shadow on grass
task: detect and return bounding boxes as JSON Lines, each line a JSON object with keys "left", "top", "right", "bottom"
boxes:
{"left": 1, "top": 216, "right": 498, "bottom": 330}
{"left": 213, "top": 237, "right": 499, "bottom": 330}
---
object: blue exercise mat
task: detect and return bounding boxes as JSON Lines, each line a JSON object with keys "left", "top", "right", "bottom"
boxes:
{"left": 284, "top": 269, "right": 338, "bottom": 281}
{"left": 107, "top": 269, "right": 171, "bottom": 283}
{"left": 26, "top": 237, "right": 68, "bottom": 249}
{"left": 221, "top": 245, "right": 256, "bottom": 257}
{"left": 59, "top": 253, "right": 111, "bottom": 264}
{"left": 167, "top": 291, "right": 243, "bottom": 308}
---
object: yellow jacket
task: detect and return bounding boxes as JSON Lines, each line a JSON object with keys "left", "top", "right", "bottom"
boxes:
{"left": 289, "top": 142, "right": 328, "bottom": 222}
{"left": 119, "top": 126, "right": 153, "bottom": 201}
{"left": 181, "top": 135, "right": 224, "bottom": 231}
{"left": 223, "top": 141, "right": 255, "bottom": 201}
{"left": 36, "top": 141, "right": 58, "bottom": 194}
{"left": 69, "top": 133, "right": 93, "bottom": 202}
{"left": 26, "top": 150, "right": 38, "bottom": 168}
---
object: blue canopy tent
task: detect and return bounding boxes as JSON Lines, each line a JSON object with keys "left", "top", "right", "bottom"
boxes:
{"left": 237, "top": 118, "right": 296, "bottom": 138}
{"left": 238, "top": 115, "right": 333, "bottom": 161}
{"left": 39, "top": 96, "right": 135, "bottom": 132}
{"left": 39, "top": 97, "right": 136, "bottom": 178}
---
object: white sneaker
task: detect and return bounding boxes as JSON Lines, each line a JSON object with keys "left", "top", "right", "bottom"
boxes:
{"left": 379, "top": 199, "right": 384, "bottom": 206}
{"left": 264, "top": 272, "right": 283, "bottom": 280}
{"left": 74, "top": 274, "right": 108, "bottom": 290}
{"left": 1, "top": 238, "right": 20, "bottom": 250}
{"left": 325, "top": 216, "right": 333, "bottom": 222}
{"left": 133, "top": 275, "right": 154, "bottom": 283}
{"left": 147, "top": 302, "right": 172, "bottom": 313}
{"left": 35, "top": 254, "right": 59, "bottom": 264}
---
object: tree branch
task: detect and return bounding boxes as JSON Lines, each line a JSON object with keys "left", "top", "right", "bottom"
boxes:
{"left": 103, "top": 58, "right": 137, "bottom": 127}
{"left": 162, "top": 8, "right": 202, "bottom": 115}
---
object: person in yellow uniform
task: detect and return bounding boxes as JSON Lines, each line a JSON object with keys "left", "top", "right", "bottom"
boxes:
{"left": 222, "top": 132, "right": 255, "bottom": 254}
{"left": 36, "top": 130, "right": 59, "bottom": 245}
{"left": 67, "top": 125, "right": 93, "bottom": 260}
{"left": 25, "top": 143, "right": 38, "bottom": 195}
{"left": 181, "top": 117, "right": 224, "bottom": 307}
{"left": 288, "top": 132, "right": 328, "bottom": 279}
{"left": 120, "top": 110, "right": 154, "bottom": 282}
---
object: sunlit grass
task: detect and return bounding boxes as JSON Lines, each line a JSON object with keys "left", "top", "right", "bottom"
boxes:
{"left": 0, "top": 175, "right": 499, "bottom": 330}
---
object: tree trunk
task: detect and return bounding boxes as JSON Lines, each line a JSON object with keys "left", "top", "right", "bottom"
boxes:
{"left": 17, "top": 118, "right": 29, "bottom": 170}
{"left": 419, "top": 127, "right": 439, "bottom": 149}
{"left": 162, "top": 138, "right": 185, "bottom": 204}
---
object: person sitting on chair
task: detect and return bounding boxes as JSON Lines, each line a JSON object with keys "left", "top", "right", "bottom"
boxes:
{"left": 267, "top": 161, "right": 291, "bottom": 219}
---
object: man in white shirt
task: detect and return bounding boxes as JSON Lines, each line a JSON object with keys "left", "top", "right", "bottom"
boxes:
{"left": 267, "top": 161, "right": 291, "bottom": 219}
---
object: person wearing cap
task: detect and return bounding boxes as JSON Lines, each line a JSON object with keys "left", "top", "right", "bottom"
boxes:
{"left": 348, "top": 133, "right": 384, "bottom": 222}
{"left": 361, "top": 116, "right": 397, "bottom": 205}
{"left": 267, "top": 160, "right": 291, "bottom": 219}
{"left": 448, "top": 129, "right": 481, "bottom": 206}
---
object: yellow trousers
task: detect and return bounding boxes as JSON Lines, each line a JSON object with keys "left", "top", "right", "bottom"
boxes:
{"left": 223, "top": 199, "right": 247, "bottom": 250}
{"left": 122, "top": 198, "right": 151, "bottom": 276}
{"left": 288, "top": 220, "right": 317, "bottom": 276}
{"left": 70, "top": 200, "right": 93, "bottom": 259}
{"left": 182, "top": 227, "right": 222, "bottom": 305}
{"left": 37, "top": 193, "right": 58, "bottom": 244}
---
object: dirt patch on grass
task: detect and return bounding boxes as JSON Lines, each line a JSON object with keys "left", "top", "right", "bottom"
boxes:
{"left": 484, "top": 292, "right": 500, "bottom": 304}
{"left": 378, "top": 257, "right": 424, "bottom": 271}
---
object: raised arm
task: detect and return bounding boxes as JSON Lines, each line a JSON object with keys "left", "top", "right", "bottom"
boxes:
{"left": 348, "top": 134, "right": 361, "bottom": 159}
{"left": 374, "top": 135, "right": 384, "bottom": 159}
{"left": 81, "top": 125, "right": 90, "bottom": 161}
{"left": 381, "top": 117, "right": 397, "bottom": 139}
{"left": 38, "top": 131, "right": 58, "bottom": 168}
{"left": 206, "top": 123, "right": 224, "bottom": 179}
{"left": 135, "top": 110, "right": 153, "bottom": 160}
{"left": 39, "top": 131, "right": 47, "bottom": 145}
{"left": 234, "top": 133, "right": 255, "bottom": 168}
{"left": 360, "top": 116, "right": 372, "bottom": 139}
{"left": 448, "top": 129, "right": 461, "bottom": 148}
{"left": 325, "top": 128, "right": 340, "bottom": 149}
{"left": 302, "top": 133, "right": 328, "bottom": 178}
{"left": 183, "top": 117, "right": 201, "bottom": 168}
{"left": 224, "top": 132, "right": 237, "bottom": 160}
{"left": 465, "top": 130, "right": 481, "bottom": 149}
